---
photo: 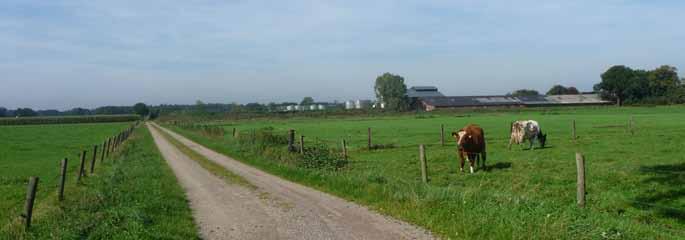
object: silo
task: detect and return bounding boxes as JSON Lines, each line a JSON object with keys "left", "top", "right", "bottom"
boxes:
{"left": 345, "top": 101, "right": 355, "bottom": 110}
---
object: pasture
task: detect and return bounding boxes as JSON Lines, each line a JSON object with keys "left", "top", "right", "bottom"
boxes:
{"left": 166, "top": 106, "right": 685, "bottom": 239}
{"left": 1, "top": 123, "right": 199, "bottom": 239}
{"left": 0, "top": 123, "right": 130, "bottom": 229}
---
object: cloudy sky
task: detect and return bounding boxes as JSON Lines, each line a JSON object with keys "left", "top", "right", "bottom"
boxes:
{"left": 1, "top": 0, "right": 683, "bottom": 110}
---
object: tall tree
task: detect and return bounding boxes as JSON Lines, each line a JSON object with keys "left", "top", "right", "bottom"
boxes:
{"left": 0, "top": 107, "right": 6, "bottom": 117}
{"left": 374, "top": 73, "right": 408, "bottom": 111}
{"left": 509, "top": 89, "right": 540, "bottom": 97}
{"left": 647, "top": 65, "right": 680, "bottom": 97}
{"left": 133, "top": 102, "right": 150, "bottom": 117}
{"left": 300, "top": 97, "right": 315, "bottom": 105}
{"left": 594, "top": 65, "right": 637, "bottom": 106}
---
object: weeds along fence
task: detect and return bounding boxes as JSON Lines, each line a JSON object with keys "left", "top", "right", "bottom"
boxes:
{"left": 16, "top": 121, "right": 141, "bottom": 231}
{"left": 166, "top": 120, "right": 226, "bottom": 138}
{"left": 165, "top": 121, "right": 348, "bottom": 171}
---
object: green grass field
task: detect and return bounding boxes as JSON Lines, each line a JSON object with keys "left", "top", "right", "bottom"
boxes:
{"left": 1, "top": 123, "right": 199, "bottom": 239}
{"left": 166, "top": 106, "right": 685, "bottom": 239}
{"left": 0, "top": 123, "right": 130, "bottom": 226}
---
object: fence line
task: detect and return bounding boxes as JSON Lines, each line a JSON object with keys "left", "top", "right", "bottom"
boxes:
{"left": 17, "top": 121, "right": 140, "bottom": 231}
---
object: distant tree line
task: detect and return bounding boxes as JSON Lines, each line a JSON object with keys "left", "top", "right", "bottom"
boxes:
{"left": 595, "top": 65, "right": 684, "bottom": 105}
{"left": 0, "top": 104, "right": 143, "bottom": 118}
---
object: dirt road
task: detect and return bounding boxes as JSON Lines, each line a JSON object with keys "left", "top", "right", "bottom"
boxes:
{"left": 147, "top": 123, "right": 435, "bottom": 240}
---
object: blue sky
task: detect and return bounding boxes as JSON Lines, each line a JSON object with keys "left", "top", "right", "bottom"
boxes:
{"left": 1, "top": 0, "right": 683, "bottom": 110}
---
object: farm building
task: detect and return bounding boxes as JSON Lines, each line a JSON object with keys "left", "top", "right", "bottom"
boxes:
{"left": 419, "top": 94, "right": 611, "bottom": 111}
{"left": 407, "top": 86, "right": 445, "bottom": 98}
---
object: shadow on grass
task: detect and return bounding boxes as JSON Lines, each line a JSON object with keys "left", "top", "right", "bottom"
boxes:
{"left": 634, "top": 163, "right": 685, "bottom": 223}
{"left": 486, "top": 162, "right": 512, "bottom": 172}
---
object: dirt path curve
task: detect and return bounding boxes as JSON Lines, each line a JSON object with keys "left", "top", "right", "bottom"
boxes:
{"left": 148, "top": 123, "right": 435, "bottom": 240}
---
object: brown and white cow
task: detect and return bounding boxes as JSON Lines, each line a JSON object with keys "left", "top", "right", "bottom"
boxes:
{"left": 451, "top": 124, "right": 487, "bottom": 173}
{"left": 509, "top": 120, "right": 547, "bottom": 150}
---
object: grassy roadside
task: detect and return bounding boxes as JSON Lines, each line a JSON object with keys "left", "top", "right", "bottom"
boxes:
{"left": 152, "top": 124, "right": 254, "bottom": 189}
{"left": 2, "top": 126, "right": 199, "bottom": 239}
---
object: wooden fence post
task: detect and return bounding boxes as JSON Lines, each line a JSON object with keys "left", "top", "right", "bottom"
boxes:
{"left": 367, "top": 127, "right": 372, "bottom": 149}
{"left": 106, "top": 138, "right": 111, "bottom": 157}
{"left": 77, "top": 150, "right": 87, "bottom": 182}
{"left": 342, "top": 139, "right": 348, "bottom": 161}
{"left": 572, "top": 120, "right": 577, "bottom": 140}
{"left": 576, "top": 153, "right": 586, "bottom": 208}
{"left": 419, "top": 145, "right": 428, "bottom": 183}
{"left": 299, "top": 135, "right": 305, "bottom": 154}
{"left": 288, "top": 129, "right": 295, "bottom": 152}
{"left": 90, "top": 145, "right": 98, "bottom": 174}
{"left": 112, "top": 136, "right": 117, "bottom": 152}
{"left": 23, "top": 176, "right": 39, "bottom": 230}
{"left": 440, "top": 124, "right": 445, "bottom": 146}
{"left": 58, "top": 158, "right": 67, "bottom": 201}
{"left": 100, "top": 141, "right": 106, "bottom": 162}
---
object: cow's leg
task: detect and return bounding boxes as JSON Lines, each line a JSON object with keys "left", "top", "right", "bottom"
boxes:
{"left": 459, "top": 153, "right": 465, "bottom": 172}
{"left": 482, "top": 152, "right": 487, "bottom": 169}
{"left": 468, "top": 154, "right": 475, "bottom": 173}
{"left": 528, "top": 137, "right": 534, "bottom": 150}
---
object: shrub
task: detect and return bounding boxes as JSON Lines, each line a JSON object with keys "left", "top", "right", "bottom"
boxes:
{"left": 299, "top": 142, "right": 347, "bottom": 170}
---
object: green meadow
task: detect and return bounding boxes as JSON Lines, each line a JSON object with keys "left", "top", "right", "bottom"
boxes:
{"left": 166, "top": 106, "right": 685, "bottom": 239}
{"left": 1, "top": 123, "right": 198, "bottom": 239}
{"left": 0, "top": 123, "right": 130, "bottom": 226}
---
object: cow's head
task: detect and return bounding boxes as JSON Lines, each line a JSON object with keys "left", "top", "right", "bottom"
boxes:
{"left": 538, "top": 132, "right": 547, "bottom": 148}
{"left": 451, "top": 130, "right": 468, "bottom": 146}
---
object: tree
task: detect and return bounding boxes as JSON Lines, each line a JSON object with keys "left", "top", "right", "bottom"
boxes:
{"left": 374, "top": 73, "right": 409, "bottom": 111}
{"left": 194, "top": 100, "right": 207, "bottom": 114}
{"left": 509, "top": 89, "right": 540, "bottom": 97}
{"left": 546, "top": 85, "right": 580, "bottom": 95}
{"left": 133, "top": 102, "right": 150, "bottom": 117}
{"left": 0, "top": 107, "right": 6, "bottom": 117}
{"left": 594, "top": 65, "right": 637, "bottom": 106}
{"left": 67, "top": 108, "right": 91, "bottom": 115}
{"left": 300, "top": 97, "right": 314, "bottom": 106}
{"left": 647, "top": 65, "right": 680, "bottom": 97}
{"left": 15, "top": 108, "right": 37, "bottom": 117}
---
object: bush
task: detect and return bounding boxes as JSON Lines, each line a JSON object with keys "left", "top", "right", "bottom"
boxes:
{"left": 299, "top": 142, "right": 347, "bottom": 170}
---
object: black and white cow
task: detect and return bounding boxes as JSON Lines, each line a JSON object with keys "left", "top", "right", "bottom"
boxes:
{"left": 508, "top": 120, "right": 547, "bottom": 150}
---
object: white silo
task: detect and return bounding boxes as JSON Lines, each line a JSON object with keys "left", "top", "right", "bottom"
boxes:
{"left": 345, "top": 101, "right": 355, "bottom": 110}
